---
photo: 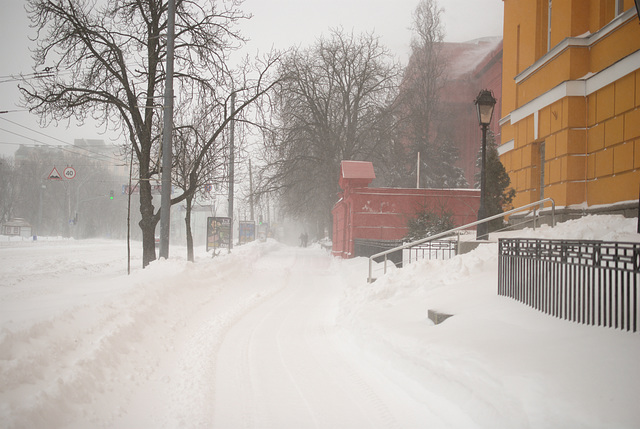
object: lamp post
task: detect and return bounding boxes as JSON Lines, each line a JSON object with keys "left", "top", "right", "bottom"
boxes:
{"left": 474, "top": 89, "right": 497, "bottom": 240}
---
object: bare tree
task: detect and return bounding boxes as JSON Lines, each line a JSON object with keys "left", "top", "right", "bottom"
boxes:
{"left": 258, "top": 28, "right": 401, "bottom": 236}
{"left": 172, "top": 124, "right": 215, "bottom": 261}
{"left": 171, "top": 105, "right": 228, "bottom": 262}
{"left": 172, "top": 55, "right": 280, "bottom": 259}
{"left": 395, "top": 0, "right": 467, "bottom": 188}
{"left": 21, "top": 0, "right": 250, "bottom": 266}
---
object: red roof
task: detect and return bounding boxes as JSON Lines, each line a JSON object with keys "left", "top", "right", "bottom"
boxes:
{"left": 341, "top": 161, "right": 375, "bottom": 180}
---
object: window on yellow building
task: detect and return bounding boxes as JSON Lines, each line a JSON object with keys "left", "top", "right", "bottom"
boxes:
{"left": 547, "top": 0, "right": 552, "bottom": 52}
{"left": 516, "top": 24, "right": 521, "bottom": 74}
{"left": 538, "top": 142, "right": 546, "bottom": 200}
{"left": 535, "top": 0, "right": 552, "bottom": 59}
{"left": 540, "top": 141, "right": 551, "bottom": 200}
{"left": 601, "top": 0, "right": 624, "bottom": 25}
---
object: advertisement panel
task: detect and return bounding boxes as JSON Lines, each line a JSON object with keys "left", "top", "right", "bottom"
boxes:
{"left": 207, "top": 217, "right": 231, "bottom": 252}
{"left": 258, "top": 222, "right": 269, "bottom": 242}
{"left": 238, "top": 221, "right": 255, "bottom": 245}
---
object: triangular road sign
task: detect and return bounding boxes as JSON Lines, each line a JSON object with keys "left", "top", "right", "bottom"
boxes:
{"left": 48, "top": 167, "right": 62, "bottom": 180}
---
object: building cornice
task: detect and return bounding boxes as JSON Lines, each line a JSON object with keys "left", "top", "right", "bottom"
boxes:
{"left": 509, "top": 48, "right": 640, "bottom": 126}
{"left": 515, "top": 8, "right": 637, "bottom": 85}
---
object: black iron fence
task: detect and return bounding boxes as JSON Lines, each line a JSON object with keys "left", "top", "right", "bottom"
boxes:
{"left": 404, "top": 239, "right": 457, "bottom": 264}
{"left": 356, "top": 238, "right": 457, "bottom": 269}
{"left": 498, "top": 238, "right": 639, "bottom": 332}
{"left": 368, "top": 198, "right": 556, "bottom": 283}
{"left": 354, "top": 239, "right": 403, "bottom": 266}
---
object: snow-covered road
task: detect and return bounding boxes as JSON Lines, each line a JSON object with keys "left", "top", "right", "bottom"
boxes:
{"left": 2, "top": 215, "right": 640, "bottom": 429}
{"left": 0, "top": 240, "right": 440, "bottom": 428}
{"left": 210, "top": 248, "right": 437, "bottom": 428}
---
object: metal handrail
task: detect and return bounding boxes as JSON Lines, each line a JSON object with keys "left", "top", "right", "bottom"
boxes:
{"left": 367, "top": 197, "right": 556, "bottom": 282}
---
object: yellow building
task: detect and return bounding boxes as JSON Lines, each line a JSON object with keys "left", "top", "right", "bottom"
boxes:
{"left": 500, "top": 0, "right": 640, "bottom": 215}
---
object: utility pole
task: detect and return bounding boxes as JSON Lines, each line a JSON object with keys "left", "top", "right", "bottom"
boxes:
{"left": 38, "top": 181, "right": 45, "bottom": 236}
{"left": 228, "top": 91, "right": 236, "bottom": 251}
{"left": 159, "top": 0, "right": 175, "bottom": 259}
{"left": 416, "top": 151, "right": 421, "bottom": 189}
{"left": 127, "top": 147, "right": 134, "bottom": 275}
{"left": 249, "top": 158, "right": 255, "bottom": 221}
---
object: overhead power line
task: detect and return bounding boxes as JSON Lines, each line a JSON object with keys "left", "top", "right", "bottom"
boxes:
{"left": 0, "top": 119, "right": 124, "bottom": 164}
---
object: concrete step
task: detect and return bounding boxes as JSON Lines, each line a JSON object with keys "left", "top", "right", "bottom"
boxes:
{"left": 428, "top": 309, "right": 453, "bottom": 325}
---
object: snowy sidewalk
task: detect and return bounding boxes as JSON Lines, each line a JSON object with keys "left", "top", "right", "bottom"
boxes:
{"left": 0, "top": 241, "right": 441, "bottom": 427}
{"left": 1, "top": 216, "right": 640, "bottom": 428}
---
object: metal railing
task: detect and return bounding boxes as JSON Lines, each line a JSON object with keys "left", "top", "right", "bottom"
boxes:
{"left": 367, "top": 198, "right": 556, "bottom": 282}
{"left": 498, "top": 238, "right": 640, "bottom": 332}
{"left": 404, "top": 239, "right": 458, "bottom": 264}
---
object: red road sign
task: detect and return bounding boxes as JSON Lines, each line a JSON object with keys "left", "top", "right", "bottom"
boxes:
{"left": 63, "top": 167, "right": 76, "bottom": 179}
{"left": 48, "top": 167, "right": 62, "bottom": 180}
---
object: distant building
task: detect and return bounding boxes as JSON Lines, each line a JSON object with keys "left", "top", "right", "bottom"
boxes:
{"left": 439, "top": 37, "right": 503, "bottom": 185}
{"left": 397, "top": 37, "right": 503, "bottom": 187}
{"left": 14, "top": 144, "right": 63, "bottom": 165}
{"left": 14, "top": 139, "right": 128, "bottom": 180}
{"left": 73, "top": 139, "right": 129, "bottom": 178}
{"left": 500, "top": 1, "right": 640, "bottom": 215}
{"left": 2, "top": 218, "right": 32, "bottom": 237}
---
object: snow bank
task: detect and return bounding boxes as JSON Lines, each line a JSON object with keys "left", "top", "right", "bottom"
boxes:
{"left": 338, "top": 215, "right": 640, "bottom": 428}
{"left": 1, "top": 216, "right": 639, "bottom": 428}
{"left": 0, "top": 239, "right": 289, "bottom": 428}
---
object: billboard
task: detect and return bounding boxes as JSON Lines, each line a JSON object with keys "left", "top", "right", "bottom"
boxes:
{"left": 207, "top": 217, "right": 231, "bottom": 252}
{"left": 238, "top": 221, "right": 255, "bottom": 245}
{"left": 258, "top": 222, "right": 269, "bottom": 242}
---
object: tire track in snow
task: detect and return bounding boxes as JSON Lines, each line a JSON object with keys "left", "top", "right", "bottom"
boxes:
{"left": 275, "top": 253, "right": 400, "bottom": 428}
{"left": 241, "top": 266, "right": 295, "bottom": 428}
{"left": 209, "top": 250, "right": 299, "bottom": 428}
{"left": 166, "top": 269, "right": 287, "bottom": 428}
{"left": 273, "top": 279, "right": 322, "bottom": 429}
{"left": 212, "top": 247, "right": 408, "bottom": 428}
{"left": 211, "top": 248, "right": 332, "bottom": 427}
{"left": 299, "top": 295, "right": 400, "bottom": 428}
{"left": 168, "top": 245, "right": 297, "bottom": 428}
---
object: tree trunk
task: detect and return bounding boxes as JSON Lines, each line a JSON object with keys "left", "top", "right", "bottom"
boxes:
{"left": 138, "top": 161, "right": 158, "bottom": 267}
{"left": 185, "top": 195, "right": 194, "bottom": 262}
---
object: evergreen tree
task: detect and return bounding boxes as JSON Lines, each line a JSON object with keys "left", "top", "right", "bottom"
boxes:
{"left": 404, "top": 205, "right": 454, "bottom": 242}
{"left": 476, "top": 130, "right": 515, "bottom": 231}
{"left": 392, "top": 0, "right": 468, "bottom": 189}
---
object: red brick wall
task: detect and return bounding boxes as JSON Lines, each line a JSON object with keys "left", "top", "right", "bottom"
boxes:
{"left": 332, "top": 186, "right": 480, "bottom": 258}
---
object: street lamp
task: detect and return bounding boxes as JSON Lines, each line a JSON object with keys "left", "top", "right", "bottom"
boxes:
{"left": 474, "top": 89, "right": 497, "bottom": 240}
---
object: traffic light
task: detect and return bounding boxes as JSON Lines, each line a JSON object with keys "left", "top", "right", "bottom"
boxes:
{"left": 259, "top": 215, "right": 263, "bottom": 225}
{"left": 109, "top": 190, "right": 114, "bottom": 200}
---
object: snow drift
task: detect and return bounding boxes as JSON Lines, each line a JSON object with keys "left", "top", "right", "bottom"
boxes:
{"left": 1, "top": 215, "right": 639, "bottom": 428}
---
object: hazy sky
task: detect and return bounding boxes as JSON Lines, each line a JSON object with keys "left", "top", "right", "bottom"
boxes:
{"left": 0, "top": 0, "right": 503, "bottom": 158}
{"left": 241, "top": 0, "right": 503, "bottom": 58}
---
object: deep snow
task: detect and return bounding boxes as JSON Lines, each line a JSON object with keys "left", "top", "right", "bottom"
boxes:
{"left": 1, "top": 215, "right": 639, "bottom": 428}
